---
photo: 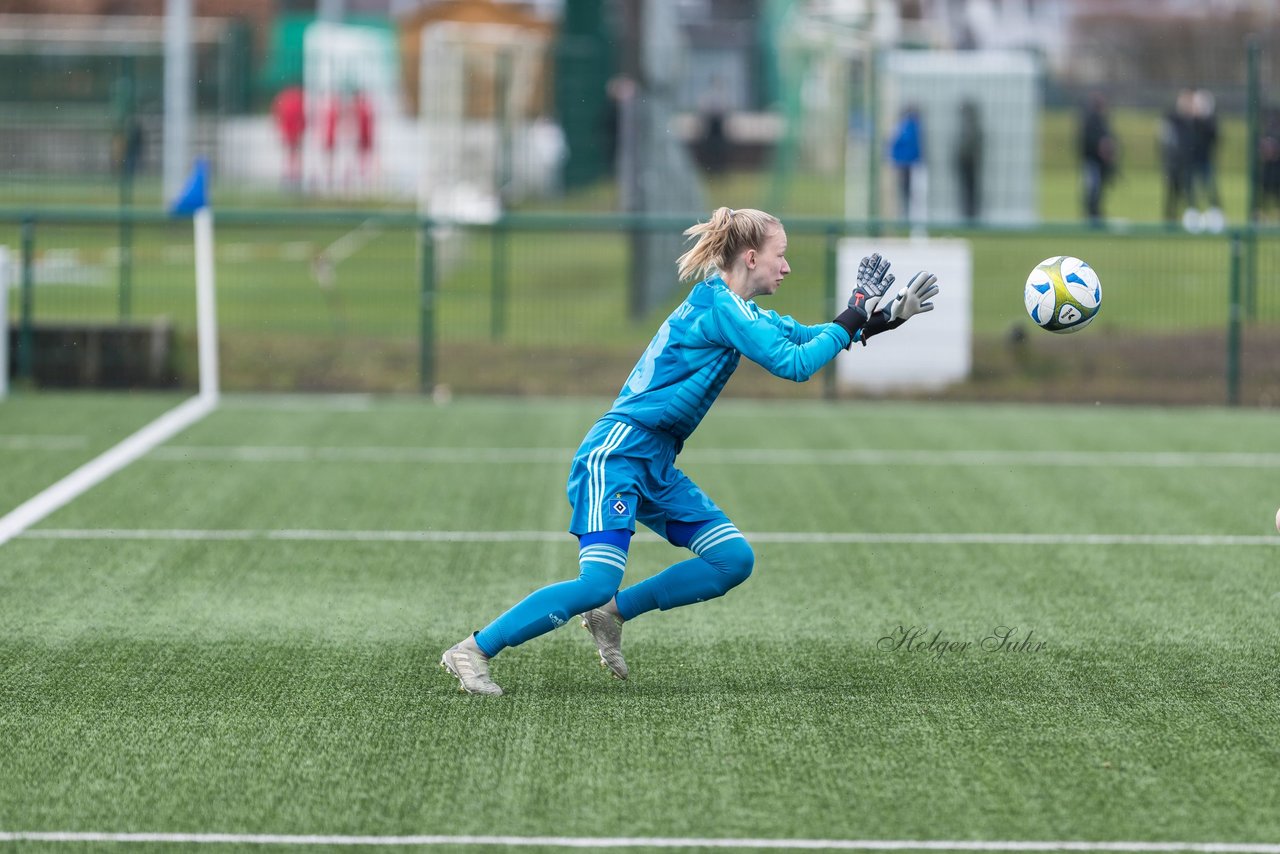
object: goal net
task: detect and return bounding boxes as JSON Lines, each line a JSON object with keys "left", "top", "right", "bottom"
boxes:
{"left": 416, "top": 21, "right": 558, "bottom": 222}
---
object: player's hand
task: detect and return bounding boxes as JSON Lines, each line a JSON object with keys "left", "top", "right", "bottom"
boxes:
{"left": 858, "top": 271, "right": 939, "bottom": 345}
{"left": 851, "top": 253, "right": 896, "bottom": 316}
{"left": 885, "top": 271, "right": 939, "bottom": 322}
{"left": 832, "top": 253, "right": 895, "bottom": 343}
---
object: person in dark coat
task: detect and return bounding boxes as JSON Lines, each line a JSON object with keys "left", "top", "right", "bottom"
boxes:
{"left": 1080, "top": 92, "right": 1116, "bottom": 225}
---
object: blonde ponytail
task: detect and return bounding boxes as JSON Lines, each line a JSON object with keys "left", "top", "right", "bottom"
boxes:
{"left": 676, "top": 207, "right": 780, "bottom": 282}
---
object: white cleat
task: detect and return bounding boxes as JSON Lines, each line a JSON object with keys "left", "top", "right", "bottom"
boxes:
{"left": 581, "top": 608, "right": 628, "bottom": 680}
{"left": 440, "top": 638, "right": 503, "bottom": 696}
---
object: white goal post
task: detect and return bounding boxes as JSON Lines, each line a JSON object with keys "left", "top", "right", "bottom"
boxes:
{"left": 416, "top": 21, "right": 556, "bottom": 222}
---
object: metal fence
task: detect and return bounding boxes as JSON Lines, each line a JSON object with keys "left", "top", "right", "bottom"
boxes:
{"left": 2, "top": 209, "right": 1277, "bottom": 406}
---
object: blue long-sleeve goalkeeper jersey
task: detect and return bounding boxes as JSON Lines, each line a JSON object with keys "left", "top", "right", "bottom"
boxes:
{"left": 604, "top": 276, "right": 853, "bottom": 444}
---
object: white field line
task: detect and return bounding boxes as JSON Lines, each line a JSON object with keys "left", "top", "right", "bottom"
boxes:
{"left": 0, "top": 833, "right": 1277, "bottom": 852}
{"left": 150, "top": 446, "right": 567, "bottom": 463}
{"left": 219, "top": 394, "right": 375, "bottom": 412}
{"left": 319, "top": 218, "right": 382, "bottom": 266}
{"left": 0, "top": 396, "right": 216, "bottom": 548}
{"left": 145, "top": 446, "right": 1280, "bottom": 468}
{"left": 17, "top": 529, "right": 1280, "bottom": 547}
{"left": 0, "top": 435, "right": 88, "bottom": 451}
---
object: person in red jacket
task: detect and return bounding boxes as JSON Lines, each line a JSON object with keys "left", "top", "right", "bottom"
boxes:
{"left": 353, "top": 89, "right": 376, "bottom": 189}
{"left": 317, "top": 91, "right": 341, "bottom": 191}
{"left": 272, "top": 86, "right": 306, "bottom": 191}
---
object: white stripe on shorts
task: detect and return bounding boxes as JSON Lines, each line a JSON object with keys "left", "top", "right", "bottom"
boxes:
{"left": 587, "top": 422, "right": 631, "bottom": 532}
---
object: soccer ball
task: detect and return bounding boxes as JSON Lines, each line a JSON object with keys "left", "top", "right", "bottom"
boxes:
{"left": 1023, "top": 256, "right": 1102, "bottom": 334}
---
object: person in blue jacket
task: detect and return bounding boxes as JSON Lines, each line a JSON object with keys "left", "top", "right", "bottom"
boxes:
{"left": 890, "top": 105, "right": 926, "bottom": 223}
{"left": 441, "top": 207, "right": 939, "bottom": 695}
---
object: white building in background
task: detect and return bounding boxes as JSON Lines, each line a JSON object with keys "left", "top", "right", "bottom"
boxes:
{"left": 791, "top": 0, "right": 1069, "bottom": 53}
{"left": 793, "top": 0, "right": 1275, "bottom": 77}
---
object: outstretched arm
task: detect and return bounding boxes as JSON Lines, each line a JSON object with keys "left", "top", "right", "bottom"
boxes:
{"left": 710, "top": 296, "right": 850, "bottom": 383}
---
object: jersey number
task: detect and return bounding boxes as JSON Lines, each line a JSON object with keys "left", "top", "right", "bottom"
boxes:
{"left": 626, "top": 320, "right": 671, "bottom": 394}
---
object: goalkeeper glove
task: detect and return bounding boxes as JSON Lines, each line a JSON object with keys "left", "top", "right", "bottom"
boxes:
{"left": 832, "top": 253, "right": 896, "bottom": 343}
{"left": 857, "top": 271, "right": 940, "bottom": 345}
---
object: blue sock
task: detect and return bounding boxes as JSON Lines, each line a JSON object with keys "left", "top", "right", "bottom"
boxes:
{"left": 474, "top": 533, "right": 629, "bottom": 657}
{"left": 615, "top": 522, "right": 754, "bottom": 620}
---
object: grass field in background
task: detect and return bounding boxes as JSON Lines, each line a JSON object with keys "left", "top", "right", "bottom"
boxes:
{"left": 2, "top": 392, "right": 1278, "bottom": 851}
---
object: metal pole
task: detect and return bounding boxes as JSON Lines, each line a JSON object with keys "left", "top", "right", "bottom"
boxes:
{"left": 0, "top": 246, "right": 9, "bottom": 400}
{"left": 491, "top": 51, "right": 511, "bottom": 341}
{"left": 18, "top": 218, "right": 35, "bottom": 384}
{"left": 418, "top": 222, "right": 437, "bottom": 393}
{"left": 823, "top": 226, "right": 839, "bottom": 400}
{"left": 1244, "top": 37, "right": 1260, "bottom": 319}
{"left": 496, "top": 49, "right": 514, "bottom": 209}
{"left": 193, "top": 207, "right": 220, "bottom": 401}
{"left": 1226, "top": 233, "right": 1242, "bottom": 407}
{"left": 162, "top": 0, "right": 193, "bottom": 207}
{"left": 1246, "top": 37, "right": 1261, "bottom": 227}
{"left": 117, "top": 54, "right": 136, "bottom": 320}
{"left": 868, "top": 46, "right": 881, "bottom": 236}
{"left": 490, "top": 221, "right": 507, "bottom": 341}
{"left": 119, "top": 182, "right": 133, "bottom": 321}
{"left": 618, "top": 0, "right": 644, "bottom": 321}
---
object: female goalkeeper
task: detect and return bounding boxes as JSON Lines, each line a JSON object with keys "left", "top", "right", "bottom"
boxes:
{"left": 441, "top": 207, "right": 938, "bottom": 695}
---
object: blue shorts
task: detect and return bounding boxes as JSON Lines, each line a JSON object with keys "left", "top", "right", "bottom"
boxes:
{"left": 566, "top": 418, "right": 726, "bottom": 542}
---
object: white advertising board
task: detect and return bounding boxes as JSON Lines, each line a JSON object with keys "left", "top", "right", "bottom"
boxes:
{"left": 835, "top": 238, "right": 972, "bottom": 393}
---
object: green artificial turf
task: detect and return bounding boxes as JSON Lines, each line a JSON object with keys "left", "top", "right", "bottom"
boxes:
{"left": 1, "top": 394, "right": 1278, "bottom": 853}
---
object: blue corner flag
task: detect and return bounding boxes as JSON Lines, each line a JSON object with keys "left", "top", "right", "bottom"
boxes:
{"left": 169, "top": 157, "right": 210, "bottom": 216}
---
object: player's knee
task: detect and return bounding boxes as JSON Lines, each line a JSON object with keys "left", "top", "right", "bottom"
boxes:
{"left": 707, "top": 537, "right": 754, "bottom": 591}
{"left": 575, "top": 563, "right": 622, "bottom": 611}
{"left": 576, "top": 579, "right": 618, "bottom": 612}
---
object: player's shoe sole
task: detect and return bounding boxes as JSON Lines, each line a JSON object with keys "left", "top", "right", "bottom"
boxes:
{"left": 580, "top": 609, "right": 628, "bottom": 680}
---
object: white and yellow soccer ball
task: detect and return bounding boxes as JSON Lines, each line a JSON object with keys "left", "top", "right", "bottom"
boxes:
{"left": 1023, "top": 256, "right": 1102, "bottom": 334}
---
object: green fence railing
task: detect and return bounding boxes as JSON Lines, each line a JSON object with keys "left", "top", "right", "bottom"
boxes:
{"left": 2, "top": 207, "right": 1278, "bottom": 405}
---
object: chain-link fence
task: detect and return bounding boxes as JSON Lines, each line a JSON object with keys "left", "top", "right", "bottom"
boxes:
{"left": 3, "top": 210, "right": 1278, "bottom": 405}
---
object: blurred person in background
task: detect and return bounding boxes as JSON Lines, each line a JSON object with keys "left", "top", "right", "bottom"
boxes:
{"left": 1159, "top": 89, "right": 1195, "bottom": 228}
{"left": 697, "top": 74, "right": 731, "bottom": 175}
{"left": 317, "top": 90, "right": 341, "bottom": 191}
{"left": 1079, "top": 92, "right": 1116, "bottom": 226}
{"left": 352, "top": 89, "right": 377, "bottom": 191}
{"left": 889, "top": 105, "right": 927, "bottom": 228}
{"left": 603, "top": 75, "right": 635, "bottom": 175}
{"left": 113, "top": 114, "right": 145, "bottom": 185}
{"left": 439, "top": 208, "right": 939, "bottom": 696}
{"left": 954, "top": 99, "right": 984, "bottom": 223}
{"left": 272, "top": 85, "right": 306, "bottom": 192}
{"left": 1187, "top": 88, "right": 1223, "bottom": 232}
{"left": 1259, "top": 107, "right": 1280, "bottom": 220}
